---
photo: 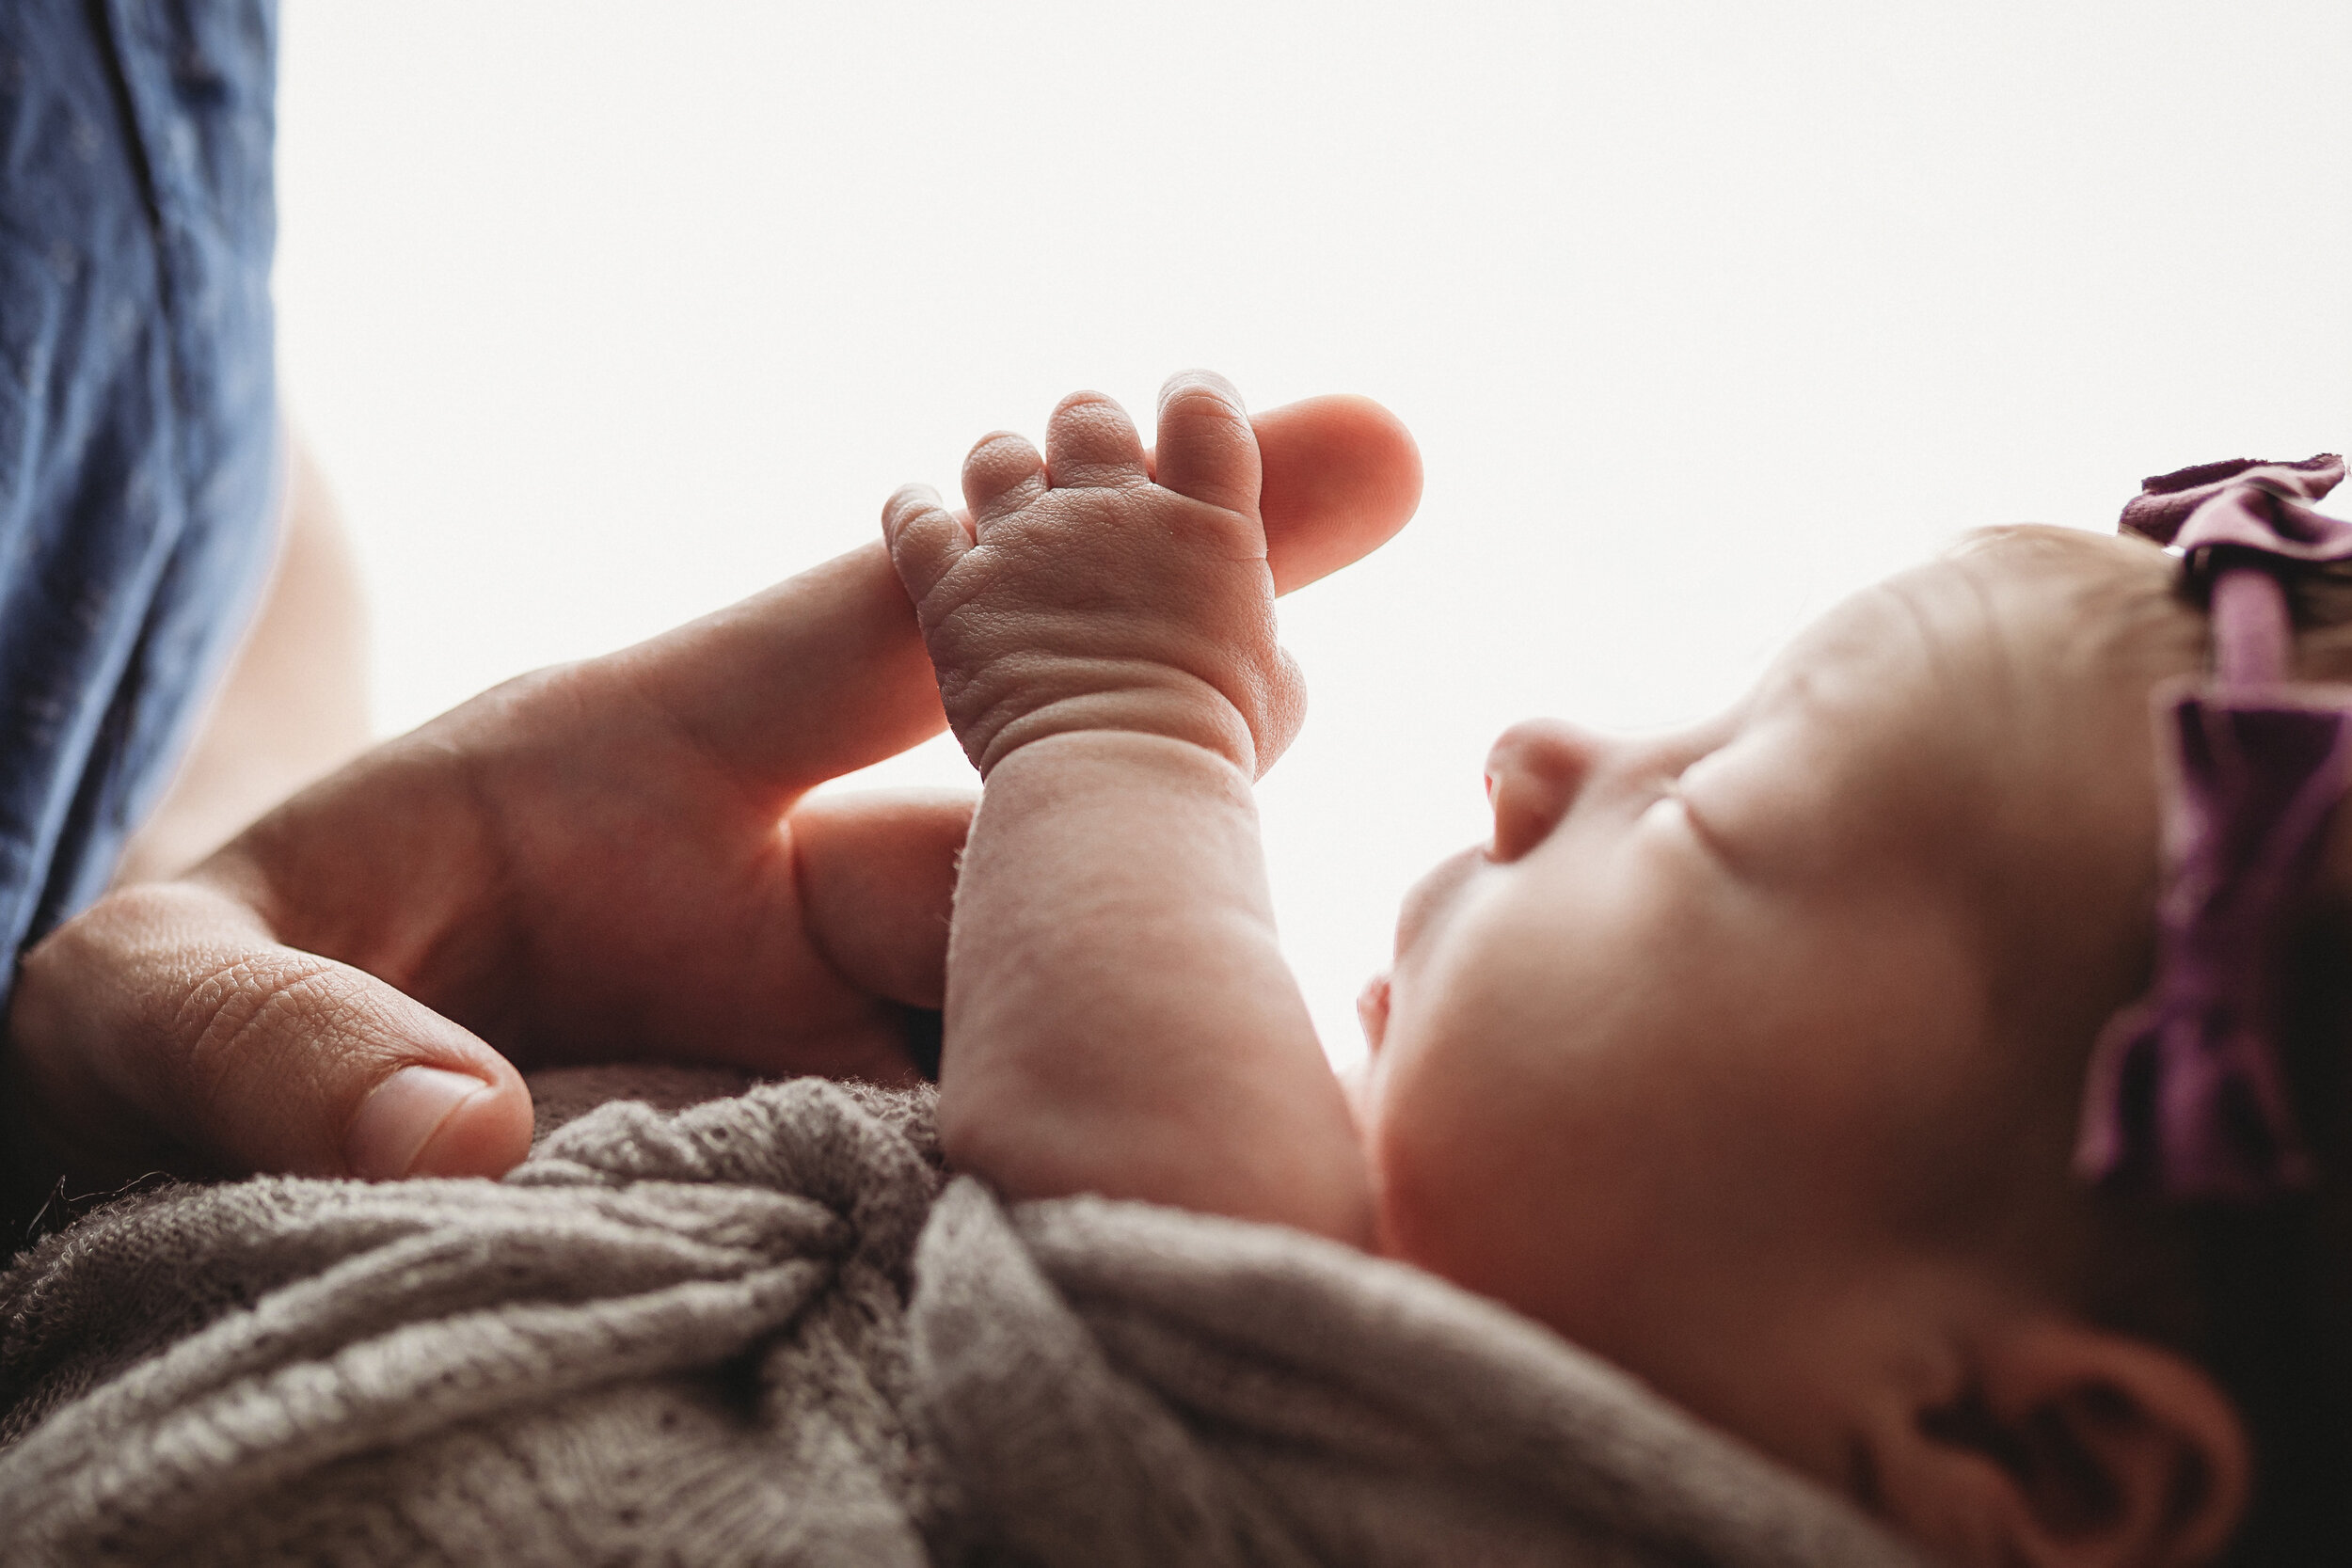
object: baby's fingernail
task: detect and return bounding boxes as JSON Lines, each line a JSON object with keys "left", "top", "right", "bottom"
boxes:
{"left": 347, "top": 1066, "right": 493, "bottom": 1180}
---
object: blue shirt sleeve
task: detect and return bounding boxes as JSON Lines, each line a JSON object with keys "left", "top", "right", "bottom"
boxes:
{"left": 0, "top": 0, "right": 280, "bottom": 1000}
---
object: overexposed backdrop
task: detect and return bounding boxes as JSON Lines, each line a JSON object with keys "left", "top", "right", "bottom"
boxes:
{"left": 277, "top": 1, "right": 2352, "bottom": 1065}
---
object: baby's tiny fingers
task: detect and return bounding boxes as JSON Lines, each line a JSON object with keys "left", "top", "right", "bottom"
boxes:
{"left": 1154, "top": 371, "right": 1263, "bottom": 521}
{"left": 961, "top": 431, "right": 1048, "bottom": 528}
{"left": 1044, "top": 390, "right": 1148, "bottom": 489}
{"left": 881, "top": 483, "right": 973, "bottom": 607}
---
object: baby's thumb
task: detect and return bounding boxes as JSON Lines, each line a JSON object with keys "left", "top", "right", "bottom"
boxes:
{"left": 8, "top": 881, "right": 532, "bottom": 1185}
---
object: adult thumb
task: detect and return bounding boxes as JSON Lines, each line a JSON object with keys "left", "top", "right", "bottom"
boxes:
{"left": 8, "top": 880, "right": 532, "bottom": 1186}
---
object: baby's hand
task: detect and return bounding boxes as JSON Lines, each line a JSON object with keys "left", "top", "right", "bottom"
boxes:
{"left": 882, "top": 372, "right": 1303, "bottom": 780}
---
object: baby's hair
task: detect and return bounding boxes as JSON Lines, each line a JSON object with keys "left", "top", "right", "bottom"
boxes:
{"left": 1964, "top": 526, "right": 2352, "bottom": 1562}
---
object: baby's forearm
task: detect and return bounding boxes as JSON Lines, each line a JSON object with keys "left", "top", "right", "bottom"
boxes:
{"left": 938, "top": 731, "right": 1375, "bottom": 1245}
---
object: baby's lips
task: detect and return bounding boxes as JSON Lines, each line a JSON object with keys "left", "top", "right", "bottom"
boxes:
{"left": 1357, "top": 969, "right": 1393, "bottom": 1053}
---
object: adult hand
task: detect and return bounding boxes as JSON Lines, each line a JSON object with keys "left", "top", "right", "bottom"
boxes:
{"left": 3, "top": 394, "right": 1420, "bottom": 1198}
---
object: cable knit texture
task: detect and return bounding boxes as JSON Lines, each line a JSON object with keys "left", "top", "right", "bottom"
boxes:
{"left": 0, "top": 1070, "right": 1920, "bottom": 1566}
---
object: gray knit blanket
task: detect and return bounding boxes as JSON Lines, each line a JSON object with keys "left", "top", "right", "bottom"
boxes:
{"left": 0, "top": 1069, "right": 1922, "bottom": 1566}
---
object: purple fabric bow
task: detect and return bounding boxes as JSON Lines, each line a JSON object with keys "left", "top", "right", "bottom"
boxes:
{"left": 2075, "top": 452, "right": 2352, "bottom": 1200}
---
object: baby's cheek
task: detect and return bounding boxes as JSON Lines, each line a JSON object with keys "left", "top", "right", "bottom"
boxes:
{"left": 1334, "top": 1055, "right": 1374, "bottom": 1132}
{"left": 1366, "top": 1052, "right": 1536, "bottom": 1297}
{"left": 1368, "top": 1037, "right": 1647, "bottom": 1355}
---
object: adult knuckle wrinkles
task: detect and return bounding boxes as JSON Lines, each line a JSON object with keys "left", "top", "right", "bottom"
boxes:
{"left": 174, "top": 953, "right": 367, "bottom": 1097}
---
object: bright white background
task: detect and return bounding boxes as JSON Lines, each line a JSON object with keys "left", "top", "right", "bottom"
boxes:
{"left": 277, "top": 2, "right": 2352, "bottom": 1066}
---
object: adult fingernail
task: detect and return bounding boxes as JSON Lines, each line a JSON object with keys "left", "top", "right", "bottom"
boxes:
{"left": 346, "top": 1066, "right": 493, "bottom": 1180}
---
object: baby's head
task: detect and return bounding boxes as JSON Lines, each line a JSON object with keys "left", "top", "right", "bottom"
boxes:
{"left": 1360, "top": 522, "right": 2352, "bottom": 1564}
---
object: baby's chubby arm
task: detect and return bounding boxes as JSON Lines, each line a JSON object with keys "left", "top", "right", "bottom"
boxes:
{"left": 885, "top": 374, "right": 1377, "bottom": 1245}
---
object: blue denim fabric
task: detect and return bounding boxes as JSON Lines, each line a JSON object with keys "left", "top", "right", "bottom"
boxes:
{"left": 0, "top": 0, "right": 278, "bottom": 1002}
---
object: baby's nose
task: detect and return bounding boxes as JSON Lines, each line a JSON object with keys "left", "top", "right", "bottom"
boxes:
{"left": 1484, "top": 718, "right": 1603, "bottom": 862}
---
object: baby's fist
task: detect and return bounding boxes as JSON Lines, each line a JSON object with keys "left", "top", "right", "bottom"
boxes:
{"left": 882, "top": 373, "right": 1305, "bottom": 779}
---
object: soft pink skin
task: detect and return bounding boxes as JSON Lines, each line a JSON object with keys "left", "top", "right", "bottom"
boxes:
{"left": 2, "top": 392, "right": 1421, "bottom": 1201}
{"left": 1364, "top": 535, "right": 2251, "bottom": 1566}
{"left": 1368, "top": 639, "right": 1998, "bottom": 1481}
{"left": 886, "top": 375, "right": 1381, "bottom": 1241}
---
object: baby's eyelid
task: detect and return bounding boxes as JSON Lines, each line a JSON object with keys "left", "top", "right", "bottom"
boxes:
{"left": 1657, "top": 751, "right": 1708, "bottom": 798}
{"left": 1656, "top": 752, "right": 1744, "bottom": 864}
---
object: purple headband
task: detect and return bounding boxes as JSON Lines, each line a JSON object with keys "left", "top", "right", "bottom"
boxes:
{"left": 2074, "top": 452, "right": 2352, "bottom": 1200}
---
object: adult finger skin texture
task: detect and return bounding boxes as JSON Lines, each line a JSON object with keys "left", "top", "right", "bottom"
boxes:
{"left": 790, "top": 787, "right": 974, "bottom": 1010}
{"left": 8, "top": 879, "right": 532, "bottom": 1185}
{"left": 1253, "top": 393, "right": 1422, "bottom": 594}
{"left": 611, "top": 541, "right": 952, "bottom": 808}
